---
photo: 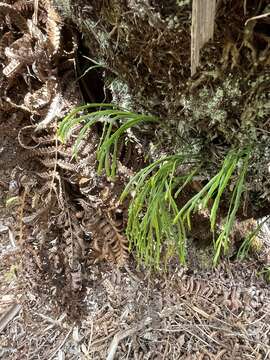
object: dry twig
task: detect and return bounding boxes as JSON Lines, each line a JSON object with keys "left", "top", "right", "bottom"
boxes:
{"left": 0, "top": 303, "right": 22, "bottom": 333}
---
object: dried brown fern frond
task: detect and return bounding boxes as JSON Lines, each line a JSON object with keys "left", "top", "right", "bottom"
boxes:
{"left": 40, "top": 0, "right": 62, "bottom": 56}
{"left": 5, "top": 34, "right": 34, "bottom": 62}
{"left": 31, "top": 133, "right": 57, "bottom": 145}
{"left": 32, "top": 145, "right": 70, "bottom": 157}
{"left": 0, "top": 31, "right": 14, "bottom": 59}
{"left": 2, "top": 59, "right": 23, "bottom": 78}
{"left": 40, "top": 158, "right": 77, "bottom": 172}
{"left": 56, "top": 204, "right": 91, "bottom": 292}
{"left": 46, "top": 16, "right": 61, "bottom": 56}
{"left": 22, "top": 203, "right": 51, "bottom": 224}
{"left": 14, "top": 0, "right": 34, "bottom": 17}
{"left": 36, "top": 93, "right": 64, "bottom": 130}
{"left": 24, "top": 81, "right": 54, "bottom": 112}
{"left": 81, "top": 204, "right": 129, "bottom": 266}
{"left": 106, "top": 210, "right": 129, "bottom": 266}
{"left": 0, "top": 2, "right": 28, "bottom": 32}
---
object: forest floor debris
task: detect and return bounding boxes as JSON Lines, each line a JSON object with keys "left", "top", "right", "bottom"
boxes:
{"left": 0, "top": 1, "right": 270, "bottom": 358}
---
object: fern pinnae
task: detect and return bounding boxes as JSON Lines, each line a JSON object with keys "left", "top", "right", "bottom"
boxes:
{"left": 166, "top": 184, "right": 186, "bottom": 264}
{"left": 225, "top": 151, "right": 249, "bottom": 235}
{"left": 210, "top": 156, "right": 238, "bottom": 232}
{"left": 201, "top": 172, "right": 223, "bottom": 209}
{"left": 98, "top": 114, "right": 158, "bottom": 177}
{"left": 58, "top": 104, "right": 120, "bottom": 141}
{"left": 97, "top": 121, "right": 115, "bottom": 174}
{"left": 72, "top": 117, "right": 99, "bottom": 156}
{"left": 174, "top": 167, "right": 198, "bottom": 199}
{"left": 165, "top": 160, "right": 177, "bottom": 205}
{"left": 174, "top": 162, "right": 229, "bottom": 228}
{"left": 212, "top": 149, "right": 250, "bottom": 264}
{"left": 120, "top": 161, "right": 160, "bottom": 202}
{"left": 122, "top": 154, "right": 197, "bottom": 267}
{"left": 111, "top": 138, "right": 119, "bottom": 178}
{"left": 59, "top": 111, "right": 99, "bottom": 142}
{"left": 59, "top": 104, "right": 158, "bottom": 177}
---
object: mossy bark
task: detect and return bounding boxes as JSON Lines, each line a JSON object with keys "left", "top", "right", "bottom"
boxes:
{"left": 53, "top": 0, "right": 270, "bottom": 218}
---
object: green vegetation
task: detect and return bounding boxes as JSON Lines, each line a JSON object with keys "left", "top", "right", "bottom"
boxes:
{"left": 174, "top": 148, "right": 251, "bottom": 265}
{"left": 59, "top": 104, "right": 252, "bottom": 268}
{"left": 258, "top": 266, "right": 270, "bottom": 283}
{"left": 121, "top": 154, "right": 199, "bottom": 267}
{"left": 58, "top": 103, "right": 158, "bottom": 178}
{"left": 121, "top": 148, "right": 251, "bottom": 267}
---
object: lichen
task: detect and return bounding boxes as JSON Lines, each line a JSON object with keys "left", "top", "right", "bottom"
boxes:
{"left": 58, "top": 0, "right": 270, "bottom": 215}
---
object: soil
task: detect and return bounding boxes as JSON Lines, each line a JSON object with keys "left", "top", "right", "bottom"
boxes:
{"left": 1, "top": 228, "right": 270, "bottom": 359}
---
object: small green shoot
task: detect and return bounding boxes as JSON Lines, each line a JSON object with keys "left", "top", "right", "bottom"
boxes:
{"left": 237, "top": 216, "right": 269, "bottom": 260}
{"left": 58, "top": 103, "right": 158, "bottom": 178}
{"left": 4, "top": 264, "right": 18, "bottom": 282}
{"left": 258, "top": 267, "right": 270, "bottom": 282}
{"left": 6, "top": 196, "right": 19, "bottom": 207}
{"left": 75, "top": 56, "right": 106, "bottom": 82}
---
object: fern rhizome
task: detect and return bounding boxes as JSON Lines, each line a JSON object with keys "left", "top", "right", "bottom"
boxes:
{"left": 58, "top": 103, "right": 252, "bottom": 268}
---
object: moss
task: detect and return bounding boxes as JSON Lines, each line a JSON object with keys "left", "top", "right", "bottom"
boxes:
{"left": 56, "top": 0, "right": 270, "bottom": 216}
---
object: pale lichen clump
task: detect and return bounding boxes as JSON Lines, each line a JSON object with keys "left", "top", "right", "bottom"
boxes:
{"left": 177, "top": 72, "right": 269, "bottom": 145}
{"left": 108, "top": 78, "right": 134, "bottom": 110}
{"left": 176, "top": 0, "right": 191, "bottom": 6}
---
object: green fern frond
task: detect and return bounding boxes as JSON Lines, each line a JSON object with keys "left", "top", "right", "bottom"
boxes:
{"left": 121, "top": 154, "right": 199, "bottom": 268}
{"left": 59, "top": 104, "right": 252, "bottom": 268}
{"left": 58, "top": 103, "right": 158, "bottom": 177}
{"left": 122, "top": 147, "right": 251, "bottom": 268}
{"left": 174, "top": 147, "right": 251, "bottom": 265}
{"left": 213, "top": 150, "right": 250, "bottom": 264}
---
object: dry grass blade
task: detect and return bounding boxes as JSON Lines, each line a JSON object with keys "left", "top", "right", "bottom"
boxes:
{"left": 191, "top": 0, "right": 216, "bottom": 75}
{"left": 106, "top": 317, "right": 152, "bottom": 360}
{"left": 0, "top": 303, "right": 22, "bottom": 333}
{"left": 47, "top": 328, "right": 73, "bottom": 360}
{"left": 245, "top": 12, "right": 270, "bottom": 26}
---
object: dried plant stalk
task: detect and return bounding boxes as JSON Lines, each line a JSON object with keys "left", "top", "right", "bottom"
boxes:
{"left": 191, "top": 0, "right": 216, "bottom": 75}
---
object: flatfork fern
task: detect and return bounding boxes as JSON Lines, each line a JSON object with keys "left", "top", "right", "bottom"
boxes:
{"left": 122, "top": 147, "right": 251, "bottom": 267}
{"left": 174, "top": 147, "right": 251, "bottom": 264}
{"left": 58, "top": 103, "right": 158, "bottom": 177}
{"left": 59, "top": 103, "right": 252, "bottom": 267}
{"left": 121, "top": 154, "right": 199, "bottom": 267}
